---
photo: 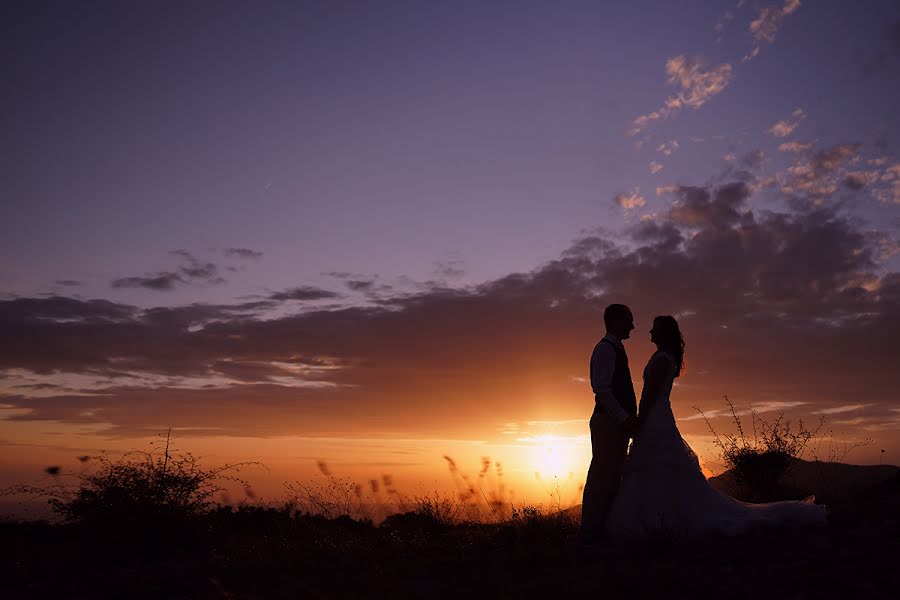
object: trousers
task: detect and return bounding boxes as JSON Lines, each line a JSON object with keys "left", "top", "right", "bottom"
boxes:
{"left": 579, "top": 411, "right": 629, "bottom": 539}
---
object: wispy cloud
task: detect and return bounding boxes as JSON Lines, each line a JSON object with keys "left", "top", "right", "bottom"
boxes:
{"left": 268, "top": 286, "right": 341, "bottom": 301}
{"left": 778, "top": 140, "right": 815, "bottom": 153}
{"left": 682, "top": 401, "right": 809, "bottom": 421}
{"left": 656, "top": 140, "right": 680, "bottom": 156}
{"left": 744, "top": 0, "right": 802, "bottom": 62}
{"left": 630, "top": 56, "right": 734, "bottom": 135}
{"left": 111, "top": 272, "right": 183, "bottom": 291}
{"left": 713, "top": 10, "right": 736, "bottom": 42}
{"left": 111, "top": 250, "right": 226, "bottom": 291}
{"left": 223, "top": 247, "right": 264, "bottom": 260}
{"left": 812, "top": 404, "right": 867, "bottom": 415}
{"left": 612, "top": 189, "right": 647, "bottom": 212}
{"left": 766, "top": 108, "right": 806, "bottom": 138}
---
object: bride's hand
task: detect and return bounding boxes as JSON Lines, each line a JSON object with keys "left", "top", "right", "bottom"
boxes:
{"left": 622, "top": 415, "right": 640, "bottom": 438}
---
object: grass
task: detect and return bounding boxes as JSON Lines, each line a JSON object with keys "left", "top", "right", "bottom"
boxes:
{"left": 3, "top": 486, "right": 899, "bottom": 599}
{"left": 3, "top": 429, "right": 899, "bottom": 598}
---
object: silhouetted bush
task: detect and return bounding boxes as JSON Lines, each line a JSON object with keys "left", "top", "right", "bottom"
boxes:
{"left": 699, "top": 396, "right": 822, "bottom": 501}
{"left": 3, "top": 430, "right": 259, "bottom": 540}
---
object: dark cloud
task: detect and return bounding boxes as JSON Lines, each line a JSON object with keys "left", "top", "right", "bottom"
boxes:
{"left": 773, "top": 142, "right": 867, "bottom": 206}
{"left": 111, "top": 251, "right": 226, "bottom": 290}
{"left": 53, "top": 280, "right": 81, "bottom": 287}
{"left": 325, "top": 272, "right": 378, "bottom": 292}
{"left": 346, "top": 280, "right": 375, "bottom": 292}
{"left": 111, "top": 272, "right": 182, "bottom": 290}
{"left": 171, "top": 250, "right": 225, "bottom": 284}
{"left": 741, "top": 150, "right": 766, "bottom": 169}
{"left": 178, "top": 261, "right": 223, "bottom": 283}
{"left": 669, "top": 182, "right": 750, "bottom": 228}
{"left": 2, "top": 181, "right": 898, "bottom": 440}
{"left": 811, "top": 143, "right": 862, "bottom": 174}
{"left": 223, "top": 248, "right": 264, "bottom": 260}
{"left": 0, "top": 296, "right": 138, "bottom": 323}
{"left": 268, "top": 287, "right": 341, "bottom": 301}
{"left": 843, "top": 173, "right": 868, "bottom": 190}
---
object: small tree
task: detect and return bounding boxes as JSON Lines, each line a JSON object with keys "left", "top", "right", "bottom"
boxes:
{"left": 697, "top": 396, "right": 822, "bottom": 501}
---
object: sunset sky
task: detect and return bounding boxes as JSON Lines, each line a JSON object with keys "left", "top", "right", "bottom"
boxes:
{"left": 2, "top": 1, "right": 899, "bottom": 510}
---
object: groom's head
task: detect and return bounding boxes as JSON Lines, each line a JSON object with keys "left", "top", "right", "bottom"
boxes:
{"left": 604, "top": 304, "right": 634, "bottom": 341}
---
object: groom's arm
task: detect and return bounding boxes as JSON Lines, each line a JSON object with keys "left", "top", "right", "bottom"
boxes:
{"left": 590, "top": 343, "right": 630, "bottom": 426}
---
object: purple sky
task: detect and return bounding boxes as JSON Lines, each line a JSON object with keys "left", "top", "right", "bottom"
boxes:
{"left": 3, "top": 1, "right": 897, "bottom": 304}
{"left": 2, "top": 1, "right": 900, "bottom": 494}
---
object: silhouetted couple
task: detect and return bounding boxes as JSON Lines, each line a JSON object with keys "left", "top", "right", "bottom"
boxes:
{"left": 578, "top": 304, "right": 826, "bottom": 543}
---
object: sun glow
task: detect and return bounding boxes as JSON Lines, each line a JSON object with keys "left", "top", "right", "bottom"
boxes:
{"left": 529, "top": 434, "right": 581, "bottom": 479}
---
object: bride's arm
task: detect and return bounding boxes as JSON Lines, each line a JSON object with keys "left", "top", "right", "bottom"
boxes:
{"left": 637, "top": 356, "right": 669, "bottom": 430}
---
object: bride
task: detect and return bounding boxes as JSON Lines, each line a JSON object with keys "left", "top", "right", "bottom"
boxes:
{"left": 605, "top": 315, "right": 827, "bottom": 538}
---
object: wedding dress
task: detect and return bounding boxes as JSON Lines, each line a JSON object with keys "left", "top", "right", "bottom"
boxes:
{"left": 605, "top": 351, "right": 827, "bottom": 539}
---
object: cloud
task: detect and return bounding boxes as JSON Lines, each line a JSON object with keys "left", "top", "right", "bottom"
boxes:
{"left": 0, "top": 296, "right": 138, "bottom": 324}
{"left": 53, "top": 280, "right": 82, "bottom": 287}
{"left": 664, "top": 56, "right": 735, "bottom": 110}
{"left": 268, "top": 287, "right": 341, "bottom": 301}
{"left": 772, "top": 142, "right": 867, "bottom": 201}
{"left": 741, "top": 149, "right": 766, "bottom": 169}
{"left": 346, "top": 280, "right": 375, "bottom": 292}
{"left": 2, "top": 169, "right": 897, "bottom": 440}
{"left": 111, "top": 251, "right": 226, "bottom": 291}
{"left": 843, "top": 170, "right": 880, "bottom": 191}
{"left": 713, "top": 10, "right": 735, "bottom": 41}
{"left": 656, "top": 185, "right": 679, "bottom": 197}
{"left": 630, "top": 56, "right": 734, "bottom": 135}
{"left": 178, "top": 262, "right": 223, "bottom": 283}
{"left": 649, "top": 161, "right": 664, "bottom": 174}
{"left": 668, "top": 182, "right": 750, "bottom": 228}
{"left": 744, "top": 0, "right": 802, "bottom": 61}
{"left": 874, "top": 162, "right": 900, "bottom": 204}
{"left": 657, "top": 141, "right": 680, "bottom": 156}
{"left": 766, "top": 108, "right": 806, "bottom": 138}
{"left": 111, "top": 272, "right": 182, "bottom": 291}
{"left": 612, "top": 190, "right": 647, "bottom": 211}
{"left": 778, "top": 140, "right": 815, "bottom": 153}
{"left": 681, "top": 401, "right": 809, "bottom": 421}
{"left": 812, "top": 404, "right": 867, "bottom": 415}
{"left": 434, "top": 259, "right": 466, "bottom": 279}
{"left": 224, "top": 248, "right": 264, "bottom": 260}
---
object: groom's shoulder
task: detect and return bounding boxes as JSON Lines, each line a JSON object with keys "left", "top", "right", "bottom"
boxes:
{"left": 591, "top": 338, "right": 616, "bottom": 356}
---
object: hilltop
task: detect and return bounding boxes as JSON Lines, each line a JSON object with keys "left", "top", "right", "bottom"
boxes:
{"left": 3, "top": 459, "right": 899, "bottom": 599}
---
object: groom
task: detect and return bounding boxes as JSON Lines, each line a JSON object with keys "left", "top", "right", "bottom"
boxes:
{"left": 578, "top": 303, "right": 639, "bottom": 543}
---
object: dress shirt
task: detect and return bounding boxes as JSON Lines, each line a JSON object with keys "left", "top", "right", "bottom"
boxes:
{"left": 590, "top": 333, "right": 630, "bottom": 425}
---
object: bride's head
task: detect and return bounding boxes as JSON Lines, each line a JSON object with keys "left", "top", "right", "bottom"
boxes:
{"left": 650, "top": 315, "right": 685, "bottom": 376}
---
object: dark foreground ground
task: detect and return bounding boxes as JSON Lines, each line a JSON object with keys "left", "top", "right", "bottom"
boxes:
{"left": 4, "top": 476, "right": 899, "bottom": 600}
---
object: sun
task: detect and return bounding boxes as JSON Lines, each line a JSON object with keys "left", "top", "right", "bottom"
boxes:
{"left": 530, "top": 434, "right": 579, "bottom": 479}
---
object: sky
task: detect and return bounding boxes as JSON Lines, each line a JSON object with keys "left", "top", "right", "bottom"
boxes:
{"left": 2, "top": 0, "right": 899, "bottom": 511}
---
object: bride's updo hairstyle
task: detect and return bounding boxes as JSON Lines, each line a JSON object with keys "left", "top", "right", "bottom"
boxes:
{"left": 653, "top": 315, "right": 685, "bottom": 377}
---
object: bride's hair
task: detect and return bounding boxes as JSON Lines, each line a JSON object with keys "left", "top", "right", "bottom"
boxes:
{"left": 654, "top": 315, "right": 685, "bottom": 377}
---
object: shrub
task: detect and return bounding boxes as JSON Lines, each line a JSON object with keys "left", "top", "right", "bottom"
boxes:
{"left": 698, "top": 396, "right": 822, "bottom": 501}
{"left": 3, "top": 430, "right": 259, "bottom": 535}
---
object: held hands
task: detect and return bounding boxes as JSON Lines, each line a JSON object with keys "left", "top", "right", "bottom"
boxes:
{"left": 621, "top": 415, "right": 641, "bottom": 439}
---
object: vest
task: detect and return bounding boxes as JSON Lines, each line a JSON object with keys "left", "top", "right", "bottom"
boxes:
{"left": 595, "top": 338, "right": 637, "bottom": 416}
